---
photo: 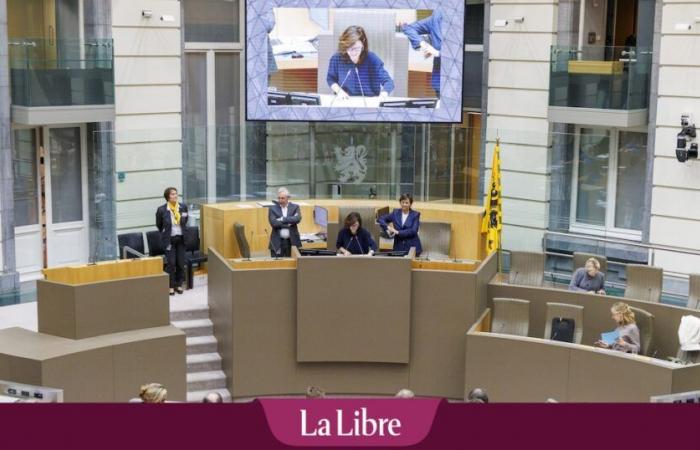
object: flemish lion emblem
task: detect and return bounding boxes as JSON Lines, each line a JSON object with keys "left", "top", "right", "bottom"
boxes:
{"left": 334, "top": 145, "right": 368, "bottom": 183}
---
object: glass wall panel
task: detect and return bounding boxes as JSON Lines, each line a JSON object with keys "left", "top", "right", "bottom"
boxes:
{"left": 49, "top": 127, "right": 82, "bottom": 224}
{"left": 215, "top": 53, "right": 241, "bottom": 200}
{"left": 615, "top": 131, "right": 647, "bottom": 230}
{"left": 575, "top": 128, "right": 609, "bottom": 227}
{"left": 184, "top": 0, "right": 240, "bottom": 42}
{"left": 12, "top": 129, "right": 39, "bottom": 227}
{"left": 183, "top": 53, "right": 208, "bottom": 202}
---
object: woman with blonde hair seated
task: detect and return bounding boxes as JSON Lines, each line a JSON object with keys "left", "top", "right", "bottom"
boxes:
{"left": 139, "top": 383, "right": 168, "bottom": 403}
{"left": 569, "top": 257, "right": 605, "bottom": 294}
{"left": 594, "top": 302, "right": 641, "bottom": 354}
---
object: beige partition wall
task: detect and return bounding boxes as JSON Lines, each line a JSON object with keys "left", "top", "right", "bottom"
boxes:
{"left": 207, "top": 249, "right": 498, "bottom": 399}
{"left": 0, "top": 260, "right": 186, "bottom": 402}
{"left": 488, "top": 280, "right": 700, "bottom": 359}
{"left": 297, "top": 257, "right": 411, "bottom": 363}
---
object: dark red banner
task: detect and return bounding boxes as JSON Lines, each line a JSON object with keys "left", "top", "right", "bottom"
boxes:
{"left": 1, "top": 401, "right": 698, "bottom": 449}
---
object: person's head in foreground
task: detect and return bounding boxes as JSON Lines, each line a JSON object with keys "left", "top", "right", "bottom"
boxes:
{"left": 467, "top": 388, "right": 489, "bottom": 403}
{"left": 395, "top": 389, "right": 415, "bottom": 399}
{"left": 202, "top": 392, "right": 224, "bottom": 403}
{"left": 139, "top": 383, "right": 167, "bottom": 403}
{"left": 611, "top": 301, "right": 636, "bottom": 327}
{"left": 338, "top": 26, "right": 369, "bottom": 65}
{"left": 306, "top": 386, "right": 326, "bottom": 399}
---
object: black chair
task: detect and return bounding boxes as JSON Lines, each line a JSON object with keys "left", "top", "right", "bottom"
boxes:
{"left": 117, "top": 232, "right": 145, "bottom": 259}
{"left": 146, "top": 230, "right": 165, "bottom": 257}
{"left": 185, "top": 227, "right": 207, "bottom": 290}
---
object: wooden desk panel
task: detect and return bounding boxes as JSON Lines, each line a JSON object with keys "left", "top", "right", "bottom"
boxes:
{"left": 42, "top": 257, "right": 163, "bottom": 285}
{"left": 201, "top": 200, "right": 485, "bottom": 261}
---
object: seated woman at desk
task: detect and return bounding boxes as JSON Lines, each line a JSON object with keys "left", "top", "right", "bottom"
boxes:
{"left": 594, "top": 302, "right": 641, "bottom": 354}
{"left": 378, "top": 193, "right": 422, "bottom": 256}
{"left": 337, "top": 212, "right": 377, "bottom": 256}
{"left": 326, "top": 25, "right": 395, "bottom": 99}
{"left": 569, "top": 257, "right": 606, "bottom": 294}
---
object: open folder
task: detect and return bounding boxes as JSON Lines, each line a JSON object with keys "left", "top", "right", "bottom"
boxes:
{"left": 600, "top": 330, "right": 620, "bottom": 346}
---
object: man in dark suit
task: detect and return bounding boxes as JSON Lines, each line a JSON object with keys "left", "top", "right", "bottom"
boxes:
{"left": 268, "top": 187, "right": 302, "bottom": 257}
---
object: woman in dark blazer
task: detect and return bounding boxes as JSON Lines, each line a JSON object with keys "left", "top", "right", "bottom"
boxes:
{"left": 336, "top": 212, "right": 377, "bottom": 256}
{"left": 156, "top": 187, "right": 189, "bottom": 295}
{"left": 378, "top": 193, "right": 422, "bottom": 256}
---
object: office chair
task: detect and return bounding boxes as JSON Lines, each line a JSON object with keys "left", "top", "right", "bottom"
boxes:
{"left": 544, "top": 302, "right": 584, "bottom": 344}
{"left": 117, "top": 232, "right": 145, "bottom": 259}
{"left": 233, "top": 222, "right": 252, "bottom": 259}
{"left": 419, "top": 221, "right": 451, "bottom": 260}
{"left": 688, "top": 274, "right": 700, "bottom": 310}
{"left": 146, "top": 230, "right": 165, "bottom": 257}
{"left": 492, "top": 298, "right": 530, "bottom": 337}
{"left": 184, "top": 227, "right": 207, "bottom": 290}
{"left": 508, "top": 251, "right": 545, "bottom": 287}
{"left": 630, "top": 306, "right": 655, "bottom": 356}
{"left": 625, "top": 264, "right": 663, "bottom": 303}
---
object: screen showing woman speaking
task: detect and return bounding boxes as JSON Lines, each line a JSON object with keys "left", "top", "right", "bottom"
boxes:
{"left": 246, "top": 0, "right": 465, "bottom": 123}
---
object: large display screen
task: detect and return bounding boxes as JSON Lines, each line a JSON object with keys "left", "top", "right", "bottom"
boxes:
{"left": 246, "top": 0, "right": 465, "bottom": 123}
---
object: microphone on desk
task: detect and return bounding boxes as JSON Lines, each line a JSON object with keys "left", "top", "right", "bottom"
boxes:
{"left": 354, "top": 67, "right": 367, "bottom": 107}
{"left": 510, "top": 271, "right": 519, "bottom": 284}
{"left": 329, "top": 69, "right": 353, "bottom": 107}
{"left": 265, "top": 228, "right": 280, "bottom": 260}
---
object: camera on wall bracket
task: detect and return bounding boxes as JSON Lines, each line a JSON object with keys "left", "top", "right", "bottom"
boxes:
{"left": 676, "top": 114, "right": 698, "bottom": 163}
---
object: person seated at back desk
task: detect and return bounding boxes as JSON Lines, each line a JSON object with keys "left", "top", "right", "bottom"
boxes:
{"left": 378, "top": 193, "right": 422, "bottom": 256}
{"left": 569, "top": 257, "right": 606, "bottom": 295}
{"left": 337, "top": 212, "right": 377, "bottom": 256}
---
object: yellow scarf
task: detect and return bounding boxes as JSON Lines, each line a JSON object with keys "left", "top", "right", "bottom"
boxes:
{"left": 168, "top": 201, "right": 181, "bottom": 225}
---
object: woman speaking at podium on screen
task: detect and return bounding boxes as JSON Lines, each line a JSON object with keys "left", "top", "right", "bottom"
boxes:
{"left": 327, "top": 25, "right": 395, "bottom": 99}
{"left": 378, "top": 193, "right": 422, "bottom": 256}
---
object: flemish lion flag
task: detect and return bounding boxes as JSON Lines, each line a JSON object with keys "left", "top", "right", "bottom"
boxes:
{"left": 481, "top": 140, "right": 502, "bottom": 254}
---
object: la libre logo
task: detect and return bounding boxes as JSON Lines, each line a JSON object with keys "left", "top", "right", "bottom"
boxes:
{"left": 300, "top": 407, "right": 402, "bottom": 437}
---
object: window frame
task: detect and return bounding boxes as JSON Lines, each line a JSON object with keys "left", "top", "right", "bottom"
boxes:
{"left": 569, "top": 125, "right": 646, "bottom": 241}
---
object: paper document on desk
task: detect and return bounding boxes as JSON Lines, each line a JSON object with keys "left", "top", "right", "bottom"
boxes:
{"left": 600, "top": 330, "right": 620, "bottom": 346}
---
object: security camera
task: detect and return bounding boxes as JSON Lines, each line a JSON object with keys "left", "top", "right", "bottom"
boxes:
{"left": 676, "top": 114, "right": 698, "bottom": 163}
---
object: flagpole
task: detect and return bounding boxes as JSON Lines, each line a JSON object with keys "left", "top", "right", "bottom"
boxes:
{"left": 495, "top": 137, "right": 502, "bottom": 273}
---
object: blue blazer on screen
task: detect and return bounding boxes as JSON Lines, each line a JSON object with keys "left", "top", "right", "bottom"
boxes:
{"left": 378, "top": 209, "right": 422, "bottom": 256}
{"left": 326, "top": 51, "right": 395, "bottom": 96}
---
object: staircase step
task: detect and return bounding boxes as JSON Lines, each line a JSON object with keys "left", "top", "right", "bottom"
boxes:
{"left": 186, "top": 335, "right": 218, "bottom": 355}
{"left": 170, "top": 305, "right": 210, "bottom": 321}
{"left": 187, "top": 352, "right": 222, "bottom": 372}
{"left": 187, "top": 370, "right": 227, "bottom": 391}
{"left": 172, "top": 318, "right": 213, "bottom": 337}
{"left": 187, "top": 388, "right": 232, "bottom": 403}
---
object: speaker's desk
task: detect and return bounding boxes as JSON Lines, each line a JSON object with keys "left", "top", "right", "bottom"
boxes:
{"left": 201, "top": 200, "right": 485, "bottom": 261}
{"left": 208, "top": 248, "right": 497, "bottom": 399}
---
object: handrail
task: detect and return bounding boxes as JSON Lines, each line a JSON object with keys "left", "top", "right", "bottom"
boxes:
{"left": 122, "top": 246, "right": 146, "bottom": 259}
{"left": 543, "top": 230, "right": 700, "bottom": 259}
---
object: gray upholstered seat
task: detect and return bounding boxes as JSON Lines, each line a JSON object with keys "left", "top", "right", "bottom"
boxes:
{"left": 508, "top": 251, "right": 545, "bottom": 287}
{"left": 687, "top": 274, "right": 700, "bottom": 310}
{"left": 492, "top": 297, "right": 530, "bottom": 337}
{"left": 544, "top": 302, "right": 584, "bottom": 344}
{"left": 573, "top": 252, "right": 608, "bottom": 274}
{"left": 624, "top": 264, "right": 663, "bottom": 303}
{"left": 419, "top": 221, "right": 451, "bottom": 259}
{"left": 630, "top": 306, "right": 655, "bottom": 356}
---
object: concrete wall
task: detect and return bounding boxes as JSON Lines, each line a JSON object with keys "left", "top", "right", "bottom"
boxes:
{"left": 649, "top": 1, "right": 700, "bottom": 272}
{"left": 484, "top": 0, "right": 558, "bottom": 251}
{"left": 112, "top": 0, "right": 182, "bottom": 232}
